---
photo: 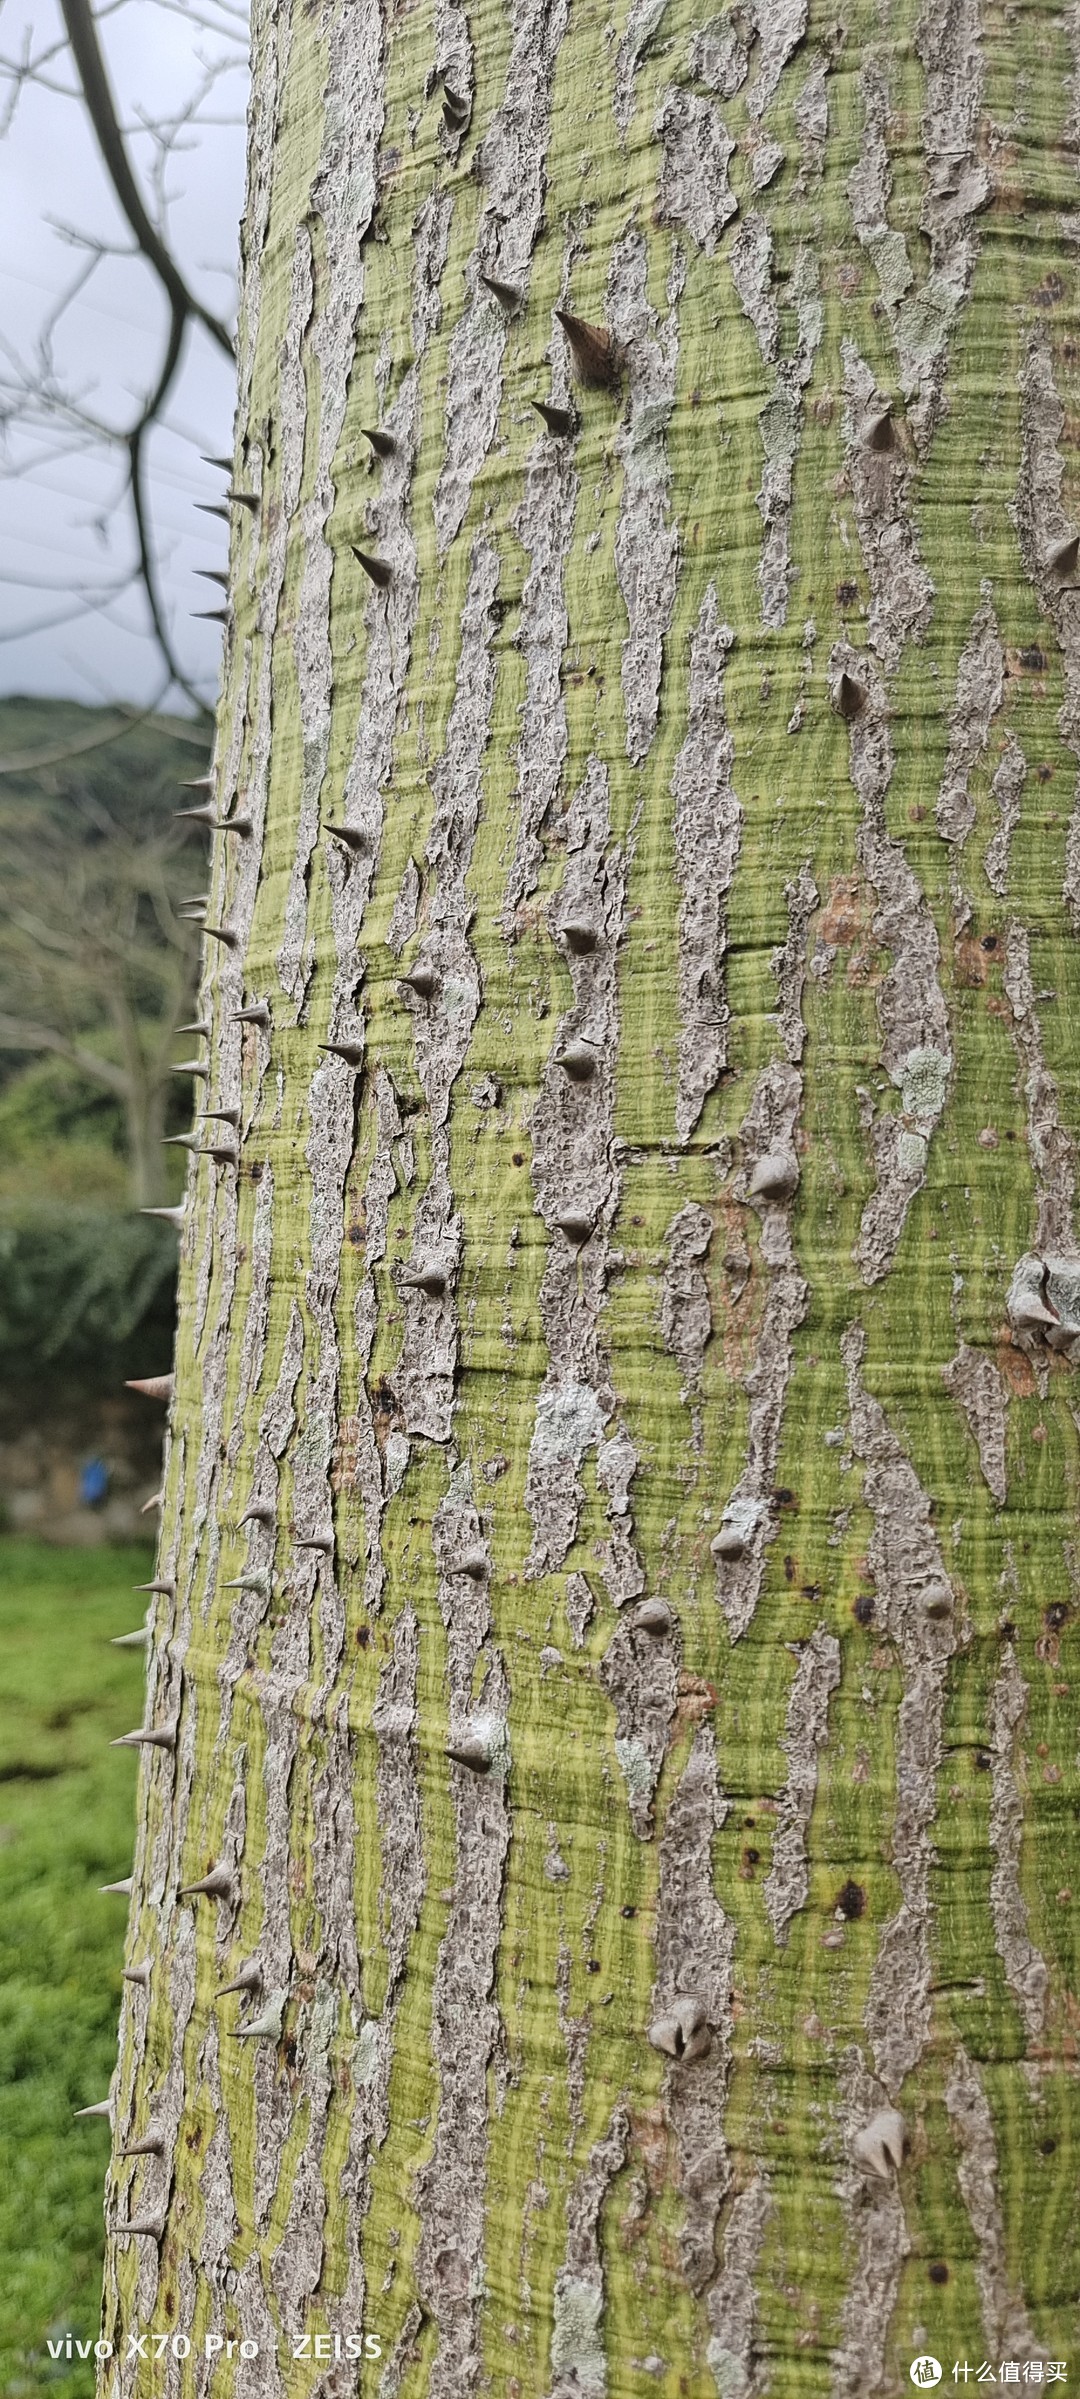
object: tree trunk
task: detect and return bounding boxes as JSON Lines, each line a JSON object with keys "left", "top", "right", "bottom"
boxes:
{"left": 100, "top": 0, "right": 1079, "bottom": 2389}
{"left": 125, "top": 1072, "right": 168, "bottom": 1210}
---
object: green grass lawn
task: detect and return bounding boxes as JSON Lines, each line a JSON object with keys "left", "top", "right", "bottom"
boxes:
{"left": 0, "top": 1540, "right": 151, "bottom": 2397}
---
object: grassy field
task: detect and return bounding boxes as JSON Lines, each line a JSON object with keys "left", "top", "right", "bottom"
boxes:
{"left": 0, "top": 1540, "right": 150, "bottom": 2398}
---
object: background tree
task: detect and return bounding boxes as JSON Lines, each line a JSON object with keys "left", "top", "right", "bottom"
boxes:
{"left": 98, "top": 0, "right": 1078, "bottom": 2390}
{"left": 0, "top": 699, "right": 209, "bottom": 1205}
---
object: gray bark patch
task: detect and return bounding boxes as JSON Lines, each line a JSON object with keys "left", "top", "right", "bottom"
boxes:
{"left": 754, "top": 251, "right": 822, "bottom": 629}
{"left": 847, "top": 6, "right": 989, "bottom": 451}
{"left": 414, "top": 1651, "right": 511, "bottom": 2391}
{"left": 526, "top": 761, "right": 626, "bottom": 1573}
{"left": 1003, "top": 919, "right": 1077, "bottom": 1257}
{"left": 706, "top": 2173, "right": 771, "bottom": 2399}
{"left": 653, "top": 1725, "right": 734, "bottom": 2293}
{"left": 546, "top": 2109, "right": 629, "bottom": 2398}
{"left": 411, "top": 539, "right": 499, "bottom": 1126}
{"left": 984, "top": 734, "right": 1026, "bottom": 898}
{"left": 609, "top": 228, "right": 680, "bottom": 765}
{"left": 434, "top": 0, "right": 569, "bottom": 551}
{"left": 935, "top": 590, "right": 1004, "bottom": 846}
{"left": 942, "top": 1342, "right": 1008, "bottom": 1506}
{"left": 843, "top": 1325, "right": 956, "bottom": 2093}
{"left": 745, "top": 0, "right": 806, "bottom": 119}
{"left": 762, "top": 1625, "right": 841, "bottom": 1944}
{"left": 841, "top": 655, "right": 951, "bottom": 1283}
{"left": 672, "top": 590, "right": 739, "bottom": 1138}
{"left": 714, "top": 1056, "right": 807, "bottom": 1640}
{"left": 655, "top": 86, "right": 738, "bottom": 255}
{"left": 842, "top": 342, "right": 934, "bottom": 671}
{"left": 989, "top": 1649, "right": 1050, "bottom": 2043}
{"left": 600, "top": 1608, "right": 681, "bottom": 1837}
{"left": 831, "top": 2045, "right": 910, "bottom": 2399}
{"left": 662, "top": 1202, "right": 713, "bottom": 1394}
{"left": 506, "top": 425, "right": 576, "bottom": 922}
{"left": 945, "top": 2046, "right": 1047, "bottom": 2359}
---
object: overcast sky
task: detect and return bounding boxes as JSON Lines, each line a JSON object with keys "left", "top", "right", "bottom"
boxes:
{"left": 0, "top": 0, "right": 248, "bottom": 712}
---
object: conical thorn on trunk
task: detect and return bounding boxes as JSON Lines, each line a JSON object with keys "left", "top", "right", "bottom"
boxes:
{"left": 230, "top": 1991, "right": 286, "bottom": 2041}
{"left": 119, "top": 2124, "right": 165, "bottom": 2159}
{"left": 319, "top": 1039, "right": 365, "bottom": 1068}
{"left": 216, "top": 1958, "right": 262, "bottom": 1999}
{"left": 110, "top": 1720, "right": 178, "bottom": 1751}
{"left": 833, "top": 669, "right": 866, "bottom": 720}
{"left": 399, "top": 963, "right": 438, "bottom": 1000}
{"left": 481, "top": 272, "right": 521, "bottom": 310}
{"left": 125, "top": 1375, "right": 174, "bottom": 1403}
{"left": 555, "top": 309, "right": 622, "bottom": 389}
{"left": 863, "top": 402, "right": 899, "bottom": 453}
{"left": 351, "top": 547, "right": 392, "bottom": 589}
{"left": 533, "top": 400, "right": 576, "bottom": 438}
{"left": 446, "top": 1734, "right": 492, "bottom": 1773}
{"left": 179, "top": 1862, "right": 236, "bottom": 1902}
{"left": 324, "top": 823, "right": 369, "bottom": 853}
{"left": 556, "top": 1039, "right": 599, "bottom": 1081}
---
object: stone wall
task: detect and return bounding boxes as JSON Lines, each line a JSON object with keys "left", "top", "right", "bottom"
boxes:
{"left": 0, "top": 1384, "right": 165, "bottom": 1543}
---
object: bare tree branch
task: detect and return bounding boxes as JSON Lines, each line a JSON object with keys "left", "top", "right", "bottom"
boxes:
{"left": 0, "top": 0, "right": 247, "bottom": 728}
{"left": 56, "top": 0, "right": 234, "bottom": 361}
{"left": 0, "top": 1009, "right": 130, "bottom": 1097}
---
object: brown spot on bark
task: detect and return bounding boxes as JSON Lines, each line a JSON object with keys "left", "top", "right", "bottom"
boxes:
{"left": 998, "top": 1340, "right": 1037, "bottom": 1397}
{"left": 675, "top": 1671, "right": 717, "bottom": 1727}
{"left": 954, "top": 930, "right": 989, "bottom": 985}
{"left": 819, "top": 872, "right": 869, "bottom": 947}
{"left": 836, "top": 1879, "right": 866, "bottom": 1919}
{"left": 631, "top": 2103, "right": 673, "bottom": 2192}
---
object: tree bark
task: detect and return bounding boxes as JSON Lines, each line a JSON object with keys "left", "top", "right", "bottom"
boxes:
{"left": 99, "top": 0, "right": 1079, "bottom": 2389}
